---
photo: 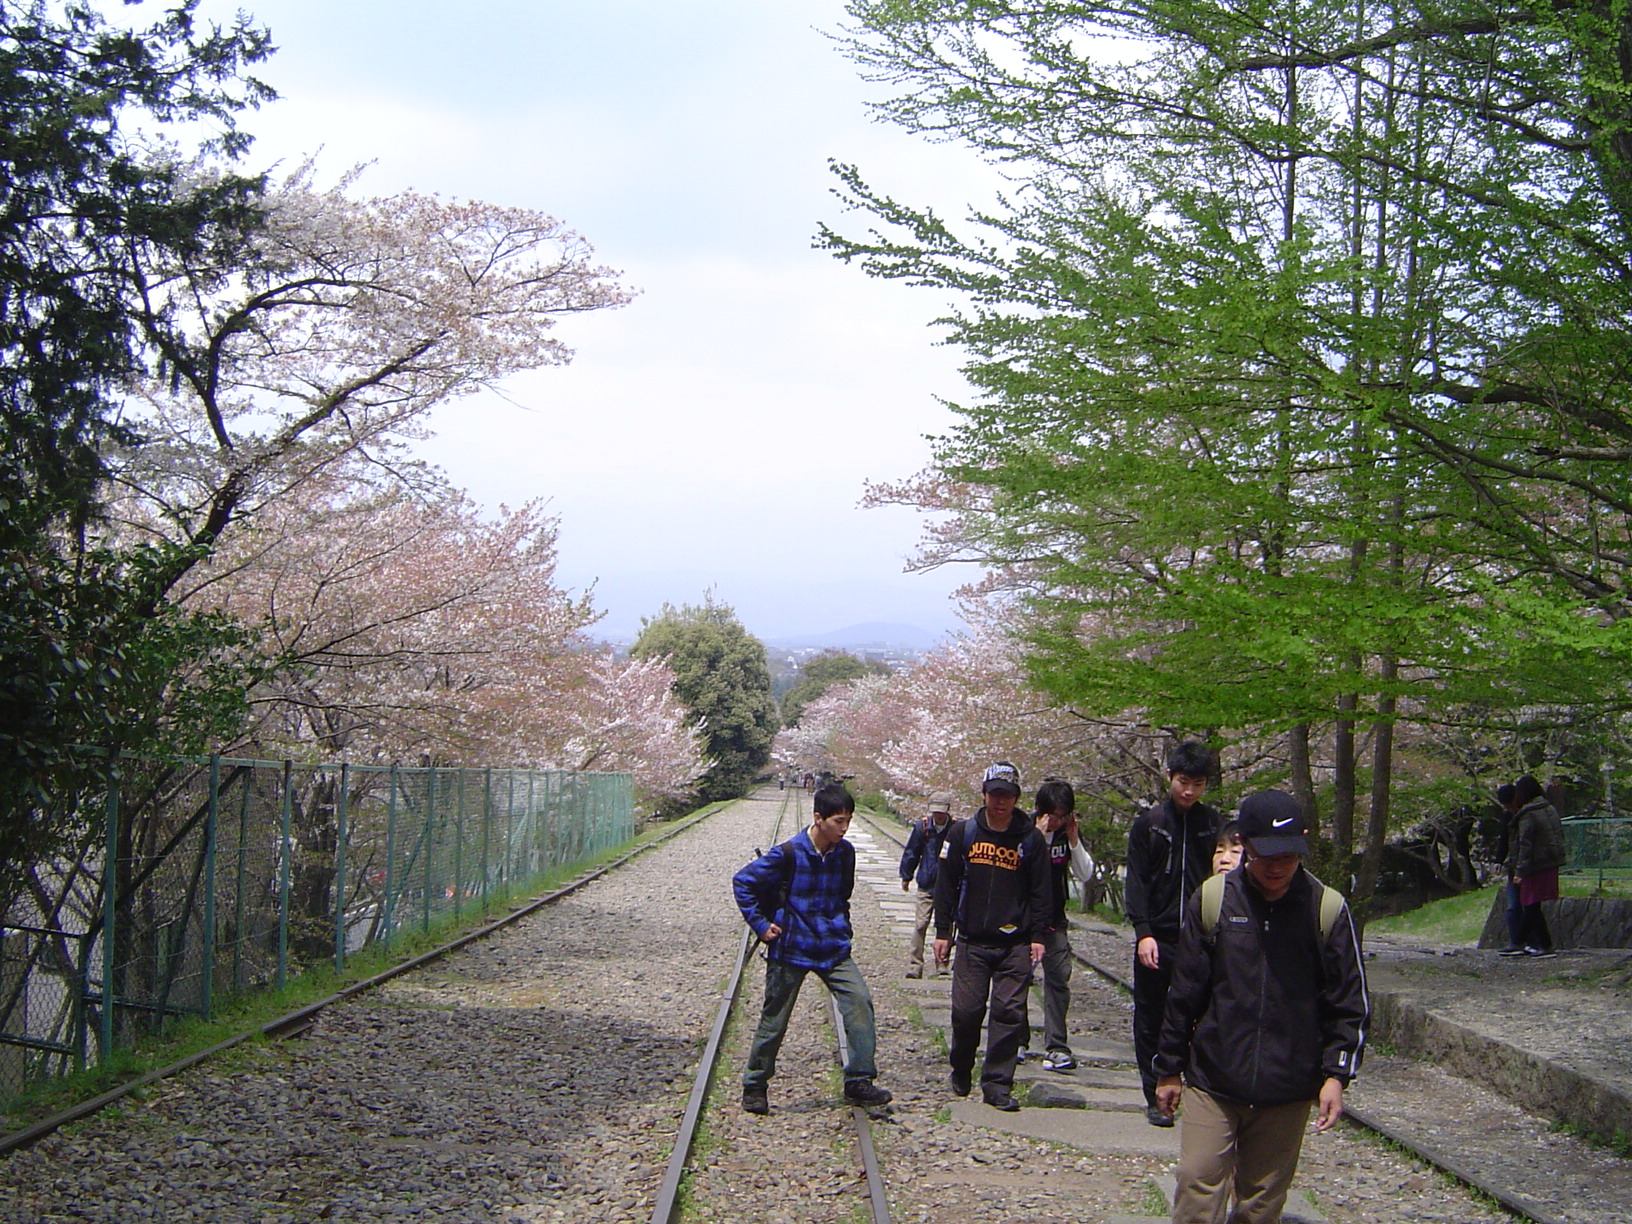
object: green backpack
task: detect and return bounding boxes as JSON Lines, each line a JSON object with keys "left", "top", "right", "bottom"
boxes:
{"left": 1198, "top": 870, "right": 1345, "bottom": 942}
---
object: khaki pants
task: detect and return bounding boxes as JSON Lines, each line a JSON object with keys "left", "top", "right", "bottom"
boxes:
{"left": 907, "top": 886, "right": 935, "bottom": 974}
{"left": 1171, "top": 1086, "right": 1311, "bottom": 1224}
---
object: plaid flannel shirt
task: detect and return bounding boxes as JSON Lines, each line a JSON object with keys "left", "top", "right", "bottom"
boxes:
{"left": 733, "top": 828, "right": 854, "bottom": 970}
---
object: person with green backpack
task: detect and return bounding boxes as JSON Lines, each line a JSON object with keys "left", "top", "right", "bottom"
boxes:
{"left": 1153, "top": 790, "right": 1369, "bottom": 1224}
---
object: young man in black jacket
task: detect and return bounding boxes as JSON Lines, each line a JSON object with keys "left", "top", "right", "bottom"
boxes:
{"left": 1154, "top": 790, "right": 1369, "bottom": 1224}
{"left": 933, "top": 761, "right": 1051, "bottom": 1112}
{"left": 1125, "top": 740, "right": 1221, "bottom": 1125}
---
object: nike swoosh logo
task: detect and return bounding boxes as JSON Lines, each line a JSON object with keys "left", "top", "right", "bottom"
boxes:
{"left": 1272, "top": 816, "right": 1296, "bottom": 827}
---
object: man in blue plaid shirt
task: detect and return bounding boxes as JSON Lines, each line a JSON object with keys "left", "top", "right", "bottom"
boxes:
{"left": 733, "top": 782, "right": 893, "bottom": 1115}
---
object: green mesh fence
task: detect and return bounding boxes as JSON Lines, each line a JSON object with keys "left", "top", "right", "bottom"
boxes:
{"left": 0, "top": 756, "right": 634, "bottom": 1112}
{"left": 1562, "top": 816, "right": 1632, "bottom": 888}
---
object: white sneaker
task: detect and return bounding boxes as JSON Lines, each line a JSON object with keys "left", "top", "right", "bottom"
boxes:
{"left": 1041, "top": 1050, "right": 1077, "bottom": 1072}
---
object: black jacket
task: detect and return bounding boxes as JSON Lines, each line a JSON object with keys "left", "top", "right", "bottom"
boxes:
{"left": 1124, "top": 797, "right": 1222, "bottom": 942}
{"left": 1153, "top": 867, "right": 1369, "bottom": 1106}
{"left": 1511, "top": 796, "right": 1567, "bottom": 879}
{"left": 933, "top": 807, "right": 1050, "bottom": 946}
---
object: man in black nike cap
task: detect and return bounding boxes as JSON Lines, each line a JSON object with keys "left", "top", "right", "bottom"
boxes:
{"left": 1153, "top": 790, "right": 1370, "bottom": 1224}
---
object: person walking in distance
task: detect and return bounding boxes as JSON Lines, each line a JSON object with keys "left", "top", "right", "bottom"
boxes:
{"left": 1033, "top": 779, "right": 1094, "bottom": 1072}
{"left": 1508, "top": 774, "right": 1566, "bottom": 958}
{"left": 1126, "top": 740, "right": 1222, "bottom": 1126}
{"left": 933, "top": 762, "right": 1051, "bottom": 1112}
{"left": 733, "top": 782, "right": 893, "bottom": 1115}
{"left": 1154, "top": 790, "right": 1369, "bottom": 1224}
{"left": 900, "top": 792, "right": 958, "bottom": 978}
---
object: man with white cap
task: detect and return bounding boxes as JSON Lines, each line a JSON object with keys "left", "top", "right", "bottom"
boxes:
{"left": 899, "top": 791, "right": 958, "bottom": 978}
{"left": 1153, "top": 790, "right": 1369, "bottom": 1224}
{"left": 933, "top": 761, "right": 1051, "bottom": 1111}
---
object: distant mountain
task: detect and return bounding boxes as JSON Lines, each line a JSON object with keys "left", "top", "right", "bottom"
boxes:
{"left": 764, "top": 622, "right": 948, "bottom": 652}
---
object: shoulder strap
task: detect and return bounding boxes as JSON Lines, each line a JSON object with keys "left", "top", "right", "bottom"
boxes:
{"left": 1201, "top": 869, "right": 1345, "bottom": 940}
{"left": 1310, "top": 873, "right": 1345, "bottom": 940}
{"left": 1199, "top": 871, "right": 1226, "bottom": 936}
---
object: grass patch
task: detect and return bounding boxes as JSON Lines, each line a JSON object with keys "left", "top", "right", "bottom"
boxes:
{"left": 1, "top": 813, "right": 710, "bottom": 1135}
{"left": 1370, "top": 874, "right": 1632, "bottom": 945}
{"left": 1366, "top": 886, "right": 1499, "bottom": 943}
{"left": 934, "top": 1104, "right": 952, "bottom": 1123}
{"left": 1140, "top": 1180, "right": 1170, "bottom": 1215}
{"left": 1550, "top": 1117, "right": 1632, "bottom": 1157}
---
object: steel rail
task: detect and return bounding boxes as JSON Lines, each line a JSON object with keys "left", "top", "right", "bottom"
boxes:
{"left": 0, "top": 798, "right": 735, "bottom": 1157}
{"left": 647, "top": 785, "right": 799, "bottom": 1224}
{"left": 829, "top": 993, "right": 893, "bottom": 1224}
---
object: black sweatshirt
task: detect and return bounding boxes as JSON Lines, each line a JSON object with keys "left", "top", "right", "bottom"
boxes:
{"left": 933, "top": 807, "right": 1051, "bottom": 946}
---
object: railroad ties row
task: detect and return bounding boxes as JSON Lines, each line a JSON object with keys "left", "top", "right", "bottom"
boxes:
{"left": 0, "top": 792, "right": 1585, "bottom": 1223}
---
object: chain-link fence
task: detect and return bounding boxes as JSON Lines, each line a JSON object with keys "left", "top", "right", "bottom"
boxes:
{"left": 0, "top": 755, "right": 633, "bottom": 1112}
{"left": 1563, "top": 815, "right": 1632, "bottom": 888}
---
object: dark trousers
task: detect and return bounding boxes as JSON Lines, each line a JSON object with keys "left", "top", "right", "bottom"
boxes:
{"left": 1517, "top": 903, "right": 1552, "bottom": 952}
{"left": 949, "top": 940, "right": 1032, "bottom": 1091}
{"left": 1132, "top": 936, "right": 1175, "bottom": 1108}
{"left": 1504, "top": 881, "right": 1524, "bottom": 948}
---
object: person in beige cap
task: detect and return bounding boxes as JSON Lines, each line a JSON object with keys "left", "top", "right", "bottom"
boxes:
{"left": 899, "top": 791, "right": 958, "bottom": 978}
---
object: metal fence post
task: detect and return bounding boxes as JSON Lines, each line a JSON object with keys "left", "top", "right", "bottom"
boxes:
{"left": 202, "top": 754, "right": 219, "bottom": 1020}
{"left": 384, "top": 764, "right": 400, "bottom": 942}
{"left": 234, "top": 770, "right": 251, "bottom": 993}
{"left": 481, "top": 768, "right": 492, "bottom": 908}
{"left": 334, "top": 763, "right": 351, "bottom": 971}
{"left": 454, "top": 769, "right": 465, "bottom": 919}
{"left": 100, "top": 779, "right": 118, "bottom": 1063}
{"left": 277, "top": 759, "right": 293, "bottom": 991}
{"left": 424, "top": 763, "right": 436, "bottom": 933}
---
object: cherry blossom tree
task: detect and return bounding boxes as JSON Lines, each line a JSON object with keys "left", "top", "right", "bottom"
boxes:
{"left": 107, "top": 161, "right": 634, "bottom": 606}
{"left": 177, "top": 471, "right": 705, "bottom": 801}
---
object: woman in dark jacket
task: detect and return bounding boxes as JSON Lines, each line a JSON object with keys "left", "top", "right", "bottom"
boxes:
{"left": 1508, "top": 774, "right": 1567, "bottom": 958}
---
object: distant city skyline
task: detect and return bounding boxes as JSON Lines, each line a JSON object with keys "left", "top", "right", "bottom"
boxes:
{"left": 208, "top": 0, "right": 998, "bottom": 643}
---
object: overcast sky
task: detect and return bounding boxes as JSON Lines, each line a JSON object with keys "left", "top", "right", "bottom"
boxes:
{"left": 196, "top": 0, "right": 996, "bottom": 642}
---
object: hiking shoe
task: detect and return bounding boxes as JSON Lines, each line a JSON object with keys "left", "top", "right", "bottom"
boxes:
{"left": 844, "top": 1079, "right": 893, "bottom": 1107}
{"left": 1498, "top": 946, "right": 1527, "bottom": 957}
{"left": 949, "top": 1067, "right": 972, "bottom": 1097}
{"left": 742, "top": 1085, "right": 768, "bottom": 1115}
{"left": 1042, "top": 1050, "right": 1077, "bottom": 1072}
{"left": 1525, "top": 947, "right": 1557, "bottom": 959}
{"left": 982, "top": 1087, "right": 1021, "bottom": 1112}
{"left": 905, "top": 968, "right": 923, "bottom": 979}
{"left": 1146, "top": 1104, "right": 1175, "bottom": 1128}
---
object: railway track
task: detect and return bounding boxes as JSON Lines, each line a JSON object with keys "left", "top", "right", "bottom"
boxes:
{"left": 2, "top": 793, "right": 1620, "bottom": 1223}
{"left": 655, "top": 786, "right": 892, "bottom": 1224}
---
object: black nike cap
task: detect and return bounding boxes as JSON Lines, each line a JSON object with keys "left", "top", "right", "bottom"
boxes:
{"left": 1236, "top": 790, "right": 1310, "bottom": 856}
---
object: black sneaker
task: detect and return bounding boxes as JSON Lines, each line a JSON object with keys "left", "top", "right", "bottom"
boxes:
{"left": 742, "top": 1085, "right": 768, "bottom": 1115}
{"left": 1145, "top": 1104, "right": 1175, "bottom": 1128}
{"left": 949, "top": 1067, "right": 972, "bottom": 1097}
{"left": 1525, "top": 947, "right": 1557, "bottom": 959}
{"left": 1498, "top": 946, "right": 1527, "bottom": 957}
{"left": 844, "top": 1079, "right": 893, "bottom": 1107}
{"left": 982, "top": 1087, "right": 1021, "bottom": 1112}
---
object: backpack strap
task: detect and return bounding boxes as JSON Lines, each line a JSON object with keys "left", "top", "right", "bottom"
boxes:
{"left": 1310, "top": 873, "right": 1345, "bottom": 941}
{"left": 1199, "top": 871, "right": 1226, "bottom": 942}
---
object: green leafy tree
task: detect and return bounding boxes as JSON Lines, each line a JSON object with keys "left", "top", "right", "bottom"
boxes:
{"left": 631, "top": 598, "right": 779, "bottom": 802}
{"left": 827, "top": 0, "right": 1632, "bottom": 908}
{"left": 781, "top": 649, "right": 891, "bottom": 726}
{"left": 0, "top": 0, "right": 272, "bottom": 897}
